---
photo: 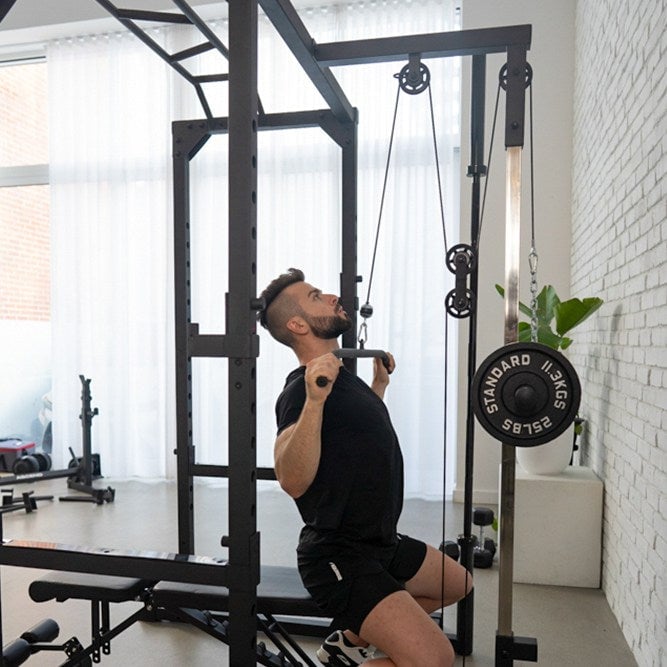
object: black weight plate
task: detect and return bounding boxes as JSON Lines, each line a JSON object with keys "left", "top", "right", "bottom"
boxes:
{"left": 13, "top": 455, "right": 40, "bottom": 475}
{"left": 472, "top": 342, "right": 581, "bottom": 447}
{"left": 33, "top": 452, "right": 52, "bottom": 472}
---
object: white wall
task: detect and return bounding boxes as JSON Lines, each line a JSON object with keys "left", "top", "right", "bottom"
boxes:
{"left": 456, "top": 0, "right": 576, "bottom": 502}
{"left": 570, "top": 1, "right": 666, "bottom": 665}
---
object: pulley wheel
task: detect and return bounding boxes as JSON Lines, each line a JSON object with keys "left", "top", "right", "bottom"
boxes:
{"left": 472, "top": 342, "right": 581, "bottom": 447}
{"left": 395, "top": 62, "right": 430, "bottom": 95}
{"left": 445, "top": 289, "right": 474, "bottom": 319}
{"left": 499, "top": 62, "right": 533, "bottom": 90}
{"left": 446, "top": 243, "right": 475, "bottom": 274}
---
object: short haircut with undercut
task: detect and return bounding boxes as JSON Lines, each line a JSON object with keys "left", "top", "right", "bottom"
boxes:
{"left": 258, "top": 268, "right": 305, "bottom": 347}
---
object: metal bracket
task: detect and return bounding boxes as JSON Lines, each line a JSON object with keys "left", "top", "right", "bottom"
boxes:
{"left": 496, "top": 633, "right": 538, "bottom": 665}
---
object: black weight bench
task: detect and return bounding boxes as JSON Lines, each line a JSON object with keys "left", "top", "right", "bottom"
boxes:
{"left": 27, "top": 566, "right": 328, "bottom": 666}
{"left": 152, "top": 564, "right": 324, "bottom": 618}
{"left": 28, "top": 573, "right": 154, "bottom": 664}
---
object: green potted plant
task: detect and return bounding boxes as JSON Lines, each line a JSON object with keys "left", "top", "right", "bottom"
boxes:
{"left": 495, "top": 284, "right": 603, "bottom": 474}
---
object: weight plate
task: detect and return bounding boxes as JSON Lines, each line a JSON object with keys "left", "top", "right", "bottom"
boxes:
{"left": 33, "top": 452, "right": 52, "bottom": 472}
{"left": 13, "top": 455, "right": 40, "bottom": 475}
{"left": 472, "top": 342, "right": 581, "bottom": 447}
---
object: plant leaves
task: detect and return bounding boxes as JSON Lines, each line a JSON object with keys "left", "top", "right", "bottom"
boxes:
{"left": 516, "top": 322, "right": 566, "bottom": 349}
{"left": 554, "top": 297, "right": 604, "bottom": 336}
{"left": 495, "top": 284, "right": 604, "bottom": 348}
{"left": 536, "top": 285, "right": 560, "bottom": 325}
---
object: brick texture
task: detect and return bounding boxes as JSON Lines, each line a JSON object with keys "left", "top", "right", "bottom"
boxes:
{"left": 571, "top": 1, "right": 666, "bottom": 665}
{"left": 0, "top": 185, "right": 50, "bottom": 321}
{"left": 0, "top": 61, "right": 50, "bottom": 321}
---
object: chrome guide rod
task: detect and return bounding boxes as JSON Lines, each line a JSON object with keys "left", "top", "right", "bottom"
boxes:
{"left": 497, "top": 145, "right": 522, "bottom": 636}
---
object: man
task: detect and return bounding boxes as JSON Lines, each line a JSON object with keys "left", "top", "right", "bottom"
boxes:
{"left": 259, "top": 268, "right": 472, "bottom": 666}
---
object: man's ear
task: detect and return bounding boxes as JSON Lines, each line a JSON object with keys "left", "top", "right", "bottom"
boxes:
{"left": 286, "top": 316, "right": 307, "bottom": 336}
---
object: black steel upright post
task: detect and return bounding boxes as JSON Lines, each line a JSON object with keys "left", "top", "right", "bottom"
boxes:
{"left": 173, "top": 123, "right": 196, "bottom": 555}
{"left": 456, "top": 53, "right": 487, "bottom": 656}
{"left": 173, "top": 120, "right": 212, "bottom": 555}
{"left": 340, "top": 114, "right": 359, "bottom": 368}
{"left": 227, "top": 1, "right": 261, "bottom": 664}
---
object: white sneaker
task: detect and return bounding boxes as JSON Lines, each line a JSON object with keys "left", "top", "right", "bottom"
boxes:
{"left": 316, "top": 630, "right": 375, "bottom": 666}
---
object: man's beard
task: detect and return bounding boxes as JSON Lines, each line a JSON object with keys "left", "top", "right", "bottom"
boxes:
{"left": 307, "top": 313, "right": 352, "bottom": 340}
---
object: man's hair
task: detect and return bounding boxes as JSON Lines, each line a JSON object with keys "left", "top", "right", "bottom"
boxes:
{"left": 258, "top": 268, "right": 305, "bottom": 346}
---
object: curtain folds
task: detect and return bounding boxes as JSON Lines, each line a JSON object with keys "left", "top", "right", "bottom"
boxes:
{"left": 48, "top": 1, "right": 460, "bottom": 497}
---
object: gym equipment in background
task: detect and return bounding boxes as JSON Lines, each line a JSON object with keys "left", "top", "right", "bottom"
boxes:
{"left": 60, "top": 376, "right": 115, "bottom": 505}
{"left": 0, "top": 377, "right": 114, "bottom": 506}
{"left": 0, "top": 489, "right": 53, "bottom": 517}
{"left": 472, "top": 507, "right": 496, "bottom": 569}
{"left": 0, "top": 618, "right": 90, "bottom": 667}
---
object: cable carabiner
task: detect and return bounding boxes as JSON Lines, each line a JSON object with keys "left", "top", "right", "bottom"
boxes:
{"left": 357, "top": 321, "right": 368, "bottom": 349}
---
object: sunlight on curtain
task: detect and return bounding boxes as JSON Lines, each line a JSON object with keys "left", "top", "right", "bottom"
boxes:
{"left": 48, "top": 1, "right": 460, "bottom": 496}
{"left": 48, "top": 30, "right": 176, "bottom": 477}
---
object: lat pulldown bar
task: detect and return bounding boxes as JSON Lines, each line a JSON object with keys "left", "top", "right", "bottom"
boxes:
{"left": 315, "top": 348, "right": 390, "bottom": 387}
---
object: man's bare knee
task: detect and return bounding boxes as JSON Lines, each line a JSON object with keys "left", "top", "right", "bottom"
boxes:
{"left": 391, "top": 638, "right": 455, "bottom": 667}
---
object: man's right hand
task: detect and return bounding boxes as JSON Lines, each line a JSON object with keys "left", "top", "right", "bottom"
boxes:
{"left": 304, "top": 353, "right": 343, "bottom": 400}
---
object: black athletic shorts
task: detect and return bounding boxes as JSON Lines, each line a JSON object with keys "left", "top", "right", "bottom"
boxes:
{"left": 298, "top": 534, "right": 428, "bottom": 635}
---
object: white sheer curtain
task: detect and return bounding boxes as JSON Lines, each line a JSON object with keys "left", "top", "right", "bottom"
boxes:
{"left": 49, "top": 1, "right": 460, "bottom": 496}
{"left": 48, "top": 30, "right": 176, "bottom": 477}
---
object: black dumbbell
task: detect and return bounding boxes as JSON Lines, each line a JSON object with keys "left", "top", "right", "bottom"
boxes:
{"left": 473, "top": 506, "right": 496, "bottom": 568}
{"left": 439, "top": 539, "right": 460, "bottom": 561}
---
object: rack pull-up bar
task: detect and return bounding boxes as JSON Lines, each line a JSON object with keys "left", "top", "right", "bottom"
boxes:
{"left": 92, "top": 0, "right": 230, "bottom": 120}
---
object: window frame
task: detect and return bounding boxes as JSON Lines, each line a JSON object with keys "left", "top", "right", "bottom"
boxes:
{"left": 0, "top": 50, "right": 48, "bottom": 188}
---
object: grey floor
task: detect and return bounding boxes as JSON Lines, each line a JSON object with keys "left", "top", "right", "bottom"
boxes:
{"left": 0, "top": 478, "right": 637, "bottom": 666}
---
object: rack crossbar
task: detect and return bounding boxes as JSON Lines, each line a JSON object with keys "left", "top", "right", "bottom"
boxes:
{"left": 0, "top": 539, "right": 230, "bottom": 586}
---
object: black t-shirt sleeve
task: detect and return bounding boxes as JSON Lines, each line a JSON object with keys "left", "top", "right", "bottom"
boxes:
{"left": 275, "top": 370, "right": 307, "bottom": 434}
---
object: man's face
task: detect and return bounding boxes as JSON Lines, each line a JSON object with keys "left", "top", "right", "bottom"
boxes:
{"left": 288, "top": 282, "right": 352, "bottom": 340}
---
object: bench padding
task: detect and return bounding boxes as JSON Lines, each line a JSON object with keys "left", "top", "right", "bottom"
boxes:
{"left": 29, "top": 572, "right": 153, "bottom": 603}
{"left": 152, "top": 564, "right": 325, "bottom": 618}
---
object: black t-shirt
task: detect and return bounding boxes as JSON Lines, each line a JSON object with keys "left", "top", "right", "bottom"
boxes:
{"left": 275, "top": 366, "right": 404, "bottom": 559}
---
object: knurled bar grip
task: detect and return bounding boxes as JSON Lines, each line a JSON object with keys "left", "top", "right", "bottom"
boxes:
{"left": 315, "top": 349, "right": 390, "bottom": 387}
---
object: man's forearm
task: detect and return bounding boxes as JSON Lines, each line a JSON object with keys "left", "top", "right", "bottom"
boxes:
{"left": 371, "top": 380, "right": 389, "bottom": 400}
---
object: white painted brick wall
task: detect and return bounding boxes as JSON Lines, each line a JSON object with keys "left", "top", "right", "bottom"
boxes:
{"left": 571, "top": 1, "right": 666, "bottom": 666}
